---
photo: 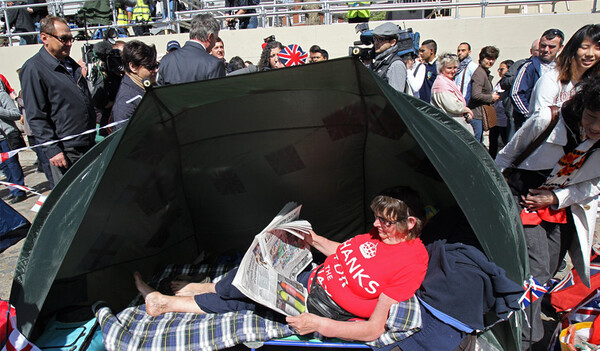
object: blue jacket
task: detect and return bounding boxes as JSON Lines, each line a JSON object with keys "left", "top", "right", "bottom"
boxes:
{"left": 511, "top": 56, "right": 543, "bottom": 117}
{"left": 111, "top": 74, "right": 145, "bottom": 130}
{"left": 157, "top": 41, "right": 226, "bottom": 85}
{"left": 419, "top": 60, "right": 437, "bottom": 103}
{"left": 416, "top": 240, "right": 522, "bottom": 331}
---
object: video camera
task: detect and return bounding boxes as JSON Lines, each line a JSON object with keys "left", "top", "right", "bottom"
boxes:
{"left": 349, "top": 23, "right": 421, "bottom": 61}
{"left": 82, "top": 40, "right": 124, "bottom": 109}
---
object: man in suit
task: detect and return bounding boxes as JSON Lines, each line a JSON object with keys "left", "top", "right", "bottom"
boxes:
{"left": 157, "top": 14, "right": 225, "bottom": 85}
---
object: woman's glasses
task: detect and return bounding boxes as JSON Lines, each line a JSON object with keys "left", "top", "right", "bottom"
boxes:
{"left": 375, "top": 216, "right": 397, "bottom": 227}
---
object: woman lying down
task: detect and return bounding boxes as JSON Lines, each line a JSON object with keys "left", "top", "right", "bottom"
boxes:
{"left": 134, "top": 190, "right": 429, "bottom": 342}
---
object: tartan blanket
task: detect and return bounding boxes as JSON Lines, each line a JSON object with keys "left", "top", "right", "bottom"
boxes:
{"left": 96, "top": 263, "right": 422, "bottom": 351}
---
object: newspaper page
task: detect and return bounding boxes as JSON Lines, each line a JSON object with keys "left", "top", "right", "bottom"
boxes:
{"left": 232, "top": 203, "right": 312, "bottom": 316}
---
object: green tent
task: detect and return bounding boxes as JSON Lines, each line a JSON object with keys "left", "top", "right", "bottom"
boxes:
{"left": 10, "top": 58, "right": 527, "bottom": 349}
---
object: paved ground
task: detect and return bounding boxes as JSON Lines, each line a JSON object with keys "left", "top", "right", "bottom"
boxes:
{"left": 0, "top": 149, "right": 52, "bottom": 301}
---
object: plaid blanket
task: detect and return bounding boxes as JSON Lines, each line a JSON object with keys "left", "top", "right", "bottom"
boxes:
{"left": 96, "top": 263, "right": 421, "bottom": 351}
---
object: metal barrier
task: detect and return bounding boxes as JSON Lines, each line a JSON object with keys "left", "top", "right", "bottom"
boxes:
{"left": 0, "top": 0, "right": 595, "bottom": 45}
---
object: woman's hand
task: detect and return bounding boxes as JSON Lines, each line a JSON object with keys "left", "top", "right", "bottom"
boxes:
{"left": 303, "top": 230, "right": 318, "bottom": 247}
{"left": 286, "top": 313, "right": 322, "bottom": 335}
{"left": 463, "top": 107, "right": 474, "bottom": 122}
{"left": 304, "top": 231, "right": 340, "bottom": 256}
{"left": 521, "top": 189, "right": 558, "bottom": 211}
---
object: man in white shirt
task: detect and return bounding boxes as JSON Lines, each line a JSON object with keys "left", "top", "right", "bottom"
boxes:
{"left": 454, "top": 42, "right": 479, "bottom": 104}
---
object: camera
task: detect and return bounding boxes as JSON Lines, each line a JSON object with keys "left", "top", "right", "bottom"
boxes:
{"left": 348, "top": 23, "right": 375, "bottom": 61}
{"left": 82, "top": 40, "right": 124, "bottom": 109}
{"left": 227, "top": 19, "right": 238, "bottom": 29}
{"left": 264, "top": 35, "right": 276, "bottom": 44}
{"left": 349, "top": 23, "right": 421, "bottom": 61}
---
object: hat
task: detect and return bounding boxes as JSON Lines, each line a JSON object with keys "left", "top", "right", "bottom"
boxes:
{"left": 371, "top": 23, "right": 399, "bottom": 38}
{"left": 166, "top": 40, "right": 181, "bottom": 52}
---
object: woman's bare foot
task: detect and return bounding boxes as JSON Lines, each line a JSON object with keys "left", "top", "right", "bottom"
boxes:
{"left": 134, "top": 272, "right": 170, "bottom": 316}
{"left": 170, "top": 281, "right": 216, "bottom": 296}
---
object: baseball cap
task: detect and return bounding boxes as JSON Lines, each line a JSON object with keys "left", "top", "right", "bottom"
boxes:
{"left": 166, "top": 40, "right": 181, "bottom": 52}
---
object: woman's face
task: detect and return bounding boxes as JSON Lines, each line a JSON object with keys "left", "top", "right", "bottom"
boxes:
{"left": 441, "top": 63, "right": 458, "bottom": 79}
{"left": 131, "top": 61, "right": 158, "bottom": 83}
{"left": 480, "top": 57, "right": 496, "bottom": 69}
{"left": 582, "top": 108, "right": 600, "bottom": 140}
{"left": 574, "top": 38, "right": 600, "bottom": 73}
{"left": 373, "top": 210, "right": 408, "bottom": 245}
{"left": 497, "top": 63, "right": 509, "bottom": 78}
{"left": 269, "top": 47, "right": 284, "bottom": 69}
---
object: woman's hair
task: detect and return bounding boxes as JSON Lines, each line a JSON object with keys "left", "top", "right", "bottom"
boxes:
{"left": 561, "top": 76, "right": 600, "bottom": 139}
{"left": 501, "top": 59, "right": 514, "bottom": 70}
{"left": 478, "top": 46, "right": 500, "bottom": 63}
{"left": 122, "top": 40, "right": 157, "bottom": 74}
{"left": 228, "top": 56, "right": 246, "bottom": 72}
{"left": 437, "top": 53, "right": 458, "bottom": 73}
{"left": 370, "top": 186, "right": 424, "bottom": 240}
{"left": 258, "top": 41, "right": 284, "bottom": 70}
{"left": 555, "top": 24, "right": 600, "bottom": 84}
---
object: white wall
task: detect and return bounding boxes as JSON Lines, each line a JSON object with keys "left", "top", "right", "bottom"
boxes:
{"left": 2, "top": 12, "right": 597, "bottom": 92}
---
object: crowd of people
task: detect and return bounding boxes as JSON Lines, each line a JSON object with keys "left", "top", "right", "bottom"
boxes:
{"left": 1, "top": 12, "right": 600, "bottom": 350}
{"left": 368, "top": 21, "right": 599, "bottom": 349}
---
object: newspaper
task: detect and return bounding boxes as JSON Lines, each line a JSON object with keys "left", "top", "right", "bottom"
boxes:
{"left": 232, "top": 202, "right": 313, "bottom": 316}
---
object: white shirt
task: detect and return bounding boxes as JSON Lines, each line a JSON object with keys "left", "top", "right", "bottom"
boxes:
{"left": 528, "top": 69, "right": 576, "bottom": 115}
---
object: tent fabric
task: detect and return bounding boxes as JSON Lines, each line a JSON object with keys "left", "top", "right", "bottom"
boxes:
{"left": 10, "top": 58, "right": 527, "bottom": 349}
{"left": 0, "top": 199, "right": 30, "bottom": 254}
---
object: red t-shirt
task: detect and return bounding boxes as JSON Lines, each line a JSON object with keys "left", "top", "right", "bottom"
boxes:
{"left": 312, "top": 228, "right": 428, "bottom": 318}
{"left": 0, "top": 74, "right": 14, "bottom": 94}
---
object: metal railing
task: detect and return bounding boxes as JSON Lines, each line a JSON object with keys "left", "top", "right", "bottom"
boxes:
{"left": 0, "top": 0, "right": 595, "bottom": 45}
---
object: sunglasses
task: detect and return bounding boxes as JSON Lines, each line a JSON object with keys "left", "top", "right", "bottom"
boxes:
{"left": 44, "top": 33, "right": 75, "bottom": 44}
{"left": 375, "top": 216, "right": 398, "bottom": 227}
{"left": 144, "top": 62, "right": 160, "bottom": 71}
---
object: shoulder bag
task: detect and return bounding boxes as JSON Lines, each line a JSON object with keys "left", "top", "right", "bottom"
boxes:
{"left": 502, "top": 106, "right": 560, "bottom": 178}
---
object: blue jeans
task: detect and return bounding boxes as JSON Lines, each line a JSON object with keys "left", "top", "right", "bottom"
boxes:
{"left": 0, "top": 140, "right": 25, "bottom": 197}
{"left": 469, "top": 118, "right": 483, "bottom": 143}
{"left": 248, "top": 16, "right": 258, "bottom": 28}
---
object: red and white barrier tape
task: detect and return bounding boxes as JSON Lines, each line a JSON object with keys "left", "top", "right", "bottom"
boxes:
{"left": 0, "top": 181, "right": 42, "bottom": 196}
{"left": 0, "top": 181, "right": 47, "bottom": 212}
{"left": 0, "top": 119, "right": 126, "bottom": 164}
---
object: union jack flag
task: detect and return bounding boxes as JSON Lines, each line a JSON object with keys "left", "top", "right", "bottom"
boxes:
{"left": 278, "top": 44, "right": 308, "bottom": 67}
{"left": 519, "top": 276, "right": 548, "bottom": 309}
{"left": 550, "top": 263, "right": 600, "bottom": 295}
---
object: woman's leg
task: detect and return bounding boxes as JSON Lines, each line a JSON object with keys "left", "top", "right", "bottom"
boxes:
{"left": 134, "top": 272, "right": 206, "bottom": 316}
{"left": 488, "top": 126, "right": 499, "bottom": 158}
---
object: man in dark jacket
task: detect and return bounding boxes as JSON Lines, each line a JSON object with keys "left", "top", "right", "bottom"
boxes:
{"left": 510, "top": 28, "right": 564, "bottom": 130}
{"left": 5, "top": 1, "right": 36, "bottom": 45}
{"left": 19, "top": 15, "right": 95, "bottom": 184}
{"left": 157, "top": 14, "right": 225, "bottom": 85}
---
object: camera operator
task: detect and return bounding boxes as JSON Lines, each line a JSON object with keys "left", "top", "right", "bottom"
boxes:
{"left": 370, "top": 22, "right": 407, "bottom": 93}
{"left": 84, "top": 40, "right": 125, "bottom": 136}
{"left": 225, "top": 0, "right": 258, "bottom": 29}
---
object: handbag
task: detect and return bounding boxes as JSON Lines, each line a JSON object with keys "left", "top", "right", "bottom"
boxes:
{"left": 306, "top": 266, "right": 355, "bottom": 321}
{"left": 502, "top": 106, "right": 560, "bottom": 179}
{"left": 6, "top": 131, "right": 26, "bottom": 151}
{"left": 481, "top": 105, "right": 497, "bottom": 131}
